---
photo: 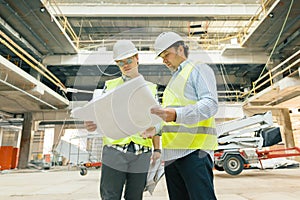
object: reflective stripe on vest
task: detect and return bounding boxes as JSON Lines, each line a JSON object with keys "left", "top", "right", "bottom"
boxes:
{"left": 161, "top": 62, "right": 218, "bottom": 150}
{"left": 102, "top": 77, "right": 156, "bottom": 148}
{"left": 103, "top": 133, "right": 152, "bottom": 147}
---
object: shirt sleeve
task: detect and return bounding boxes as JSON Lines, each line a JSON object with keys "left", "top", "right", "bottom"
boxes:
{"left": 175, "top": 63, "right": 218, "bottom": 125}
{"left": 154, "top": 123, "right": 162, "bottom": 136}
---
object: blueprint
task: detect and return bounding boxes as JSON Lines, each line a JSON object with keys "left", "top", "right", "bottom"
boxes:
{"left": 145, "top": 158, "right": 165, "bottom": 195}
{"left": 71, "top": 76, "right": 162, "bottom": 139}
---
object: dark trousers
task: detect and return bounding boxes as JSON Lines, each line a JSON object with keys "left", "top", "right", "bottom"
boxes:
{"left": 164, "top": 150, "right": 217, "bottom": 200}
{"left": 100, "top": 146, "right": 151, "bottom": 200}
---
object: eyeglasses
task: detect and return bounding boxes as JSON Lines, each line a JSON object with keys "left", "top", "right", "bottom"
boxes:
{"left": 116, "top": 57, "right": 133, "bottom": 67}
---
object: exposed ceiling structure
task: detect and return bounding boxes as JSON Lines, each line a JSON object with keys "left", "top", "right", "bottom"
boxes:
{"left": 49, "top": 0, "right": 261, "bottom": 51}
{"left": 0, "top": 0, "right": 299, "bottom": 119}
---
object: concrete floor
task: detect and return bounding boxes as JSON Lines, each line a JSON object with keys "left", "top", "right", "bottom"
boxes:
{"left": 1, "top": 167, "right": 300, "bottom": 200}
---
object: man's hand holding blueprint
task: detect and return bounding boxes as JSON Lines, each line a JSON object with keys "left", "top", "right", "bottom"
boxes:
{"left": 71, "top": 76, "right": 162, "bottom": 139}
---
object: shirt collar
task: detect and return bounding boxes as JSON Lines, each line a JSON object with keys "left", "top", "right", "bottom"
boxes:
{"left": 121, "top": 74, "right": 131, "bottom": 82}
{"left": 174, "top": 59, "right": 189, "bottom": 74}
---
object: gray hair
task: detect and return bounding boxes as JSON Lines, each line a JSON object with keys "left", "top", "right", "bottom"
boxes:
{"left": 170, "top": 41, "right": 189, "bottom": 57}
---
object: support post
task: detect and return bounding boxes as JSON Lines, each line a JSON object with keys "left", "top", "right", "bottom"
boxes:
{"left": 279, "top": 108, "right": 295, "bottom": 148}
{"left": 18, "top": 113, "right": 33, "bottom": 169}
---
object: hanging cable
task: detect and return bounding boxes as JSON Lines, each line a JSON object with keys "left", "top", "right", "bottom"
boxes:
{"left": 221, "top": 64, "right": 235, "bottom": 91}
{"left": 243, "top": 0, "right": 295, "bottom": 101}
{"left": 219, "top": 65, "right": 229, "bottom": 91}
{"left": 219, "top": 64, "right": 234, "bottom": 92}
{"left": 96, "top": 65, "right": 120, "bottom": 76}
{"left": 252, "top": 0, "right": 294, "bottom": 91}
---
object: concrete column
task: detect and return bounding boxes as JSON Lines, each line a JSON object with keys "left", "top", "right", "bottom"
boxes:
{"left": 18, "top": 113, "right": 33, "bottom": 169}
{"left": 53, "top": 125, "right": 64, "bottom": 149}
{"left": 0, "top": 127, "right": 3, "bottom": 146}
{"left": 278, "top": 108, "right": 295, "bottom": 148}
{"left": 16, "top": 130, "right": 22, "bottom": 148}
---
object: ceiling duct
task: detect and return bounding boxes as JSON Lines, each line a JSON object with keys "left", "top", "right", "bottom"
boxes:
{"left": 189, "top": 31, "right": 207, "bottom": 35}
{"left": 189, "top": 24, "right": 202, "bottom": 28}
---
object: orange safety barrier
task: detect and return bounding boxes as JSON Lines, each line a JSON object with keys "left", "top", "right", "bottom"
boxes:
{"left": 11, "top": 148, "right": 20, "bottom": 169}
{"left": 0, "top": 146, "right": 13, "bottom": 170}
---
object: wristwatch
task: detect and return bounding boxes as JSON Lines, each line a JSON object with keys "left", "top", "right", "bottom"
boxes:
{"left": 154, "top": 149, "right": 161, "bottom": 153}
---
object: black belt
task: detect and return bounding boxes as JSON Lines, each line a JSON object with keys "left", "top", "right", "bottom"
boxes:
{"left": 127, "top": 141, "right": 135, "bottom": 152}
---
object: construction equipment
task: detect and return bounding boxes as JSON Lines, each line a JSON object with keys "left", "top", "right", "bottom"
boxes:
{"left": 214, "top": 111, "right": 300, "bottom": 175}
{"left": 79, "top": 161, "right": 102, "bottom": 176}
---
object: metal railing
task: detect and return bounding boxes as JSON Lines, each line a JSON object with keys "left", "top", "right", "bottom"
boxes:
{"left": 243, "top": 50, "right": 300, "bottom": 98}
{"left": 45, "top": 0, "right": 80, "bottom": 48}
{"left": 237, "top": 0, "right": 277, "bottom": 44}
{"left": 218, "top": 49, "right": 300, "bottom": 102}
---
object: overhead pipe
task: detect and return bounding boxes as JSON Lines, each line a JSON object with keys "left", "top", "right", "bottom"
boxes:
{"left": 0, "top": 31, "right": 66, "bottom": 91}
{"left": 0, "top": 36, "right": 66, "bottom": 91}
{"left": 0, "top": 16, "right": 42, "bottom": 58}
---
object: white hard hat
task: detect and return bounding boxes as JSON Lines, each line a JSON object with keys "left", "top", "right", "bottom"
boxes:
{"left": 154, "top": 32, "right": 183, "bottom": 58}
{"left": 113, "top": 40, "right": 138, "bottom": 61}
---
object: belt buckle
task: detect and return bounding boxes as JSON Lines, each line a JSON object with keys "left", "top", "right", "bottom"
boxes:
{"left": 127, "top": 142, "right": 135, "bottom": 152}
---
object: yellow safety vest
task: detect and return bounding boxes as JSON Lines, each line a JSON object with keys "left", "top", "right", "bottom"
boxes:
{"left": 161, "top": 62, "right": 218, "bottom": 150}
{"left": 103, "top": 77, "right": 157, "bottom": 148}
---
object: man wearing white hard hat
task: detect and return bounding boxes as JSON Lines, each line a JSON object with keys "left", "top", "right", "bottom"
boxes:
{"left": 146, "top": 32, "right": 218, "bottom": 200}
{"left": 85, "top": 40, "right": 160, "bottom": 200}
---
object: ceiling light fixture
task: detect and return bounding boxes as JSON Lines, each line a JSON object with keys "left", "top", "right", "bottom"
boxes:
{"left": 40, "top": 7, "right": 45, "bottom": 13}
{"left": 189, "top": 31, "right": 207, "bottom": 35}
{"left": 190, "top": 24, "right": 202, "bottom": 28}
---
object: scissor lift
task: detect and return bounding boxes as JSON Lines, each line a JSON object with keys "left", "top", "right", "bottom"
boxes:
{"left": 214, "top": 111, "right": 300, "bottom": 175}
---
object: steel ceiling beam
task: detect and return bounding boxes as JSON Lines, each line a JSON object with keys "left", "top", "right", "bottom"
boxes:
{"left": 50, "top": 4, "right": 259, "bottom": 17}
{"left": 42, "top": 50, "right": 268, "bottom": 66}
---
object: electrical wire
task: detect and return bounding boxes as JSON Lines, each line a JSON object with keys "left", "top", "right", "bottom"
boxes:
{"left": 96, "top": 65, "right": 121, "bottom": 76}
{"left": 219, "top": 65, "right": 229, "bottom": 91}
{"left": 243, "top": 0, "right": 295, "bottom": 102}
{"left": 219, "top": 64, "right": 235, "bottom": 94}
{"left": 253, "top": 0, "right": 294, "bottom": 89}
{"left": 221, "top": 63, "right": 235, "bottom": 91}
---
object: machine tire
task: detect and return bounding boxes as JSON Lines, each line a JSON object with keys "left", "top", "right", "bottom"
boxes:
{"left": 223, "top": 154, "right": 244, "bottom": 175}
{"left": 80, "top": 167, "right": 88, "bottom": 176}
{"left": 214, "top": 164, "right": 224, "bottom": 171}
